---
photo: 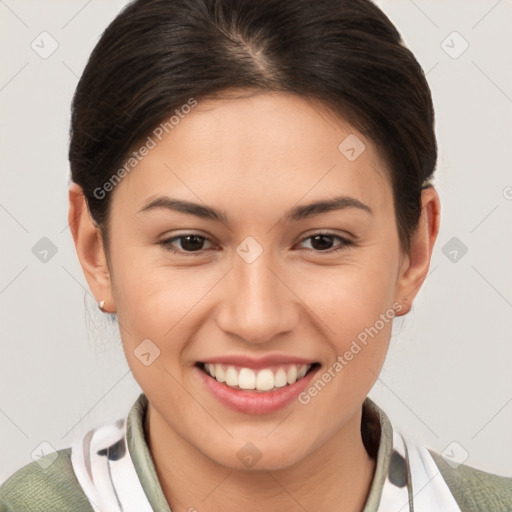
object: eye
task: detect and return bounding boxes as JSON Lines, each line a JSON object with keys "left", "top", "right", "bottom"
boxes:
{"left": 158, "top": 234, "right": 214, "bottom": 256}
{"left": 297, "top": 232, "right": 353, "bottom": 253}
{"left": 158, "top": 231, "right": 353, "bottom": 256}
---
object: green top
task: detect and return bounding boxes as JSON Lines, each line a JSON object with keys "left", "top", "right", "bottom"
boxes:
{"left": 1, "top": 393, "right": 511, "bottom": 511}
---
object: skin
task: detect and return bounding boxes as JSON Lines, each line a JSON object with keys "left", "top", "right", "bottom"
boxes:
{"left": 69, "top": 90, "right": 440, "bottom": 512}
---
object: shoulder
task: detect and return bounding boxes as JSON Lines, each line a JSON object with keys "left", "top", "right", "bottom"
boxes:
{"left": 0, "top": 448, "right": 93, "bottom": 512}
{"left": 429, "top": 449, "right": 512, "bottom": 512}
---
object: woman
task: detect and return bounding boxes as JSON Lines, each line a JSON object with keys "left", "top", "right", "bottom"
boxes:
{"left": 1, "top": 0, "right": 510, "bottom": 510}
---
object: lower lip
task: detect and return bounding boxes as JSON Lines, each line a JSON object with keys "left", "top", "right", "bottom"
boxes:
{"left": 196, "top": 364, "right": 320, "bottom": 415}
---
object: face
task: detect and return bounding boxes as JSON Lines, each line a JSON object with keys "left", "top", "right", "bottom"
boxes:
{"left": 76, "top": 90, "right": 427, "bottom": 471}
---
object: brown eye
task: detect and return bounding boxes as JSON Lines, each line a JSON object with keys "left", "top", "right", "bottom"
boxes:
{"left": 158, "top": 234, "right": 213, "bottom": 255}
{"left": 299, "top": 233, "right": 352, "bottom": 253}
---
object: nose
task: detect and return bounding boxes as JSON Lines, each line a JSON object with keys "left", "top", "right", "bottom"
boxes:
{"left": 215, "top": 247, "right": 300, "bottom": 345}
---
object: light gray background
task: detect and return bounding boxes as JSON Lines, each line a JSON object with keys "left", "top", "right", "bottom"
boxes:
{"left": 1, "top": 0, "right": 511, "bottom": 483}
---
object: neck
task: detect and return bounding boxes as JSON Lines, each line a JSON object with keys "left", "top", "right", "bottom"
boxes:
{"left": 145, "top": 403, "right": 377, "bottom": 512}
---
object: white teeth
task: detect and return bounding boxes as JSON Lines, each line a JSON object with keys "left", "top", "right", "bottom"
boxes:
{"left": 238, "top": 368, "right": 256, "bottom": 390}
{"left": 203, "top": 363, "right": 313, "bottom": 392}
{"left": 225, "top": 366, "right": 239, "bottom": 387}
{"left": 256, "top": 369, "right": 275, "bottom": 391}
{"left": 286, "top": 365, "right": 297, "bottom": 384}
{"left": 274, "top": 368, "right": 287, "bottom": 388}
{"left": 297, "top": 365, "right": 308, "bottom": 379}
{"left": 214, "top": 363, "right": 226, "bottom": 382}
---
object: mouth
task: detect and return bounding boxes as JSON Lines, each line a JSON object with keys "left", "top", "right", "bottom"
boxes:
{"left": 196, "top": 361, "right": 321, "bottom": 393}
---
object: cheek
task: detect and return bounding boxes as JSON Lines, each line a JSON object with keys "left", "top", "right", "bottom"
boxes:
{"left": 110, "top": 249, "right": 224, "bottom": 360}
{"left": 113, "top": 267, "right": 192, "bottom": 342}
{"left": 108, "top": 246, "right": 176, "bottom": 353}
{"left": 292, "top": 262, "right": 398, "bottom": 425}
{"left": 110, "top": 260, "right": 201, "bottom": 410}
{"left": 297, "top": 254, "right": 399, "bottom": 336}
{"left": 290, "top": 248, "right": 400, "bottom": 390}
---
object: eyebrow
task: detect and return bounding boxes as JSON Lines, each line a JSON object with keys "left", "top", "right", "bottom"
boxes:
{"left": 137, "top": 194, "right": 372, "bottom": 224}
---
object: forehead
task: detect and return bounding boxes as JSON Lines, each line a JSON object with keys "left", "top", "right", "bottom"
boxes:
{"left": 111, "top": 91, "right": 391, "bottom": 217}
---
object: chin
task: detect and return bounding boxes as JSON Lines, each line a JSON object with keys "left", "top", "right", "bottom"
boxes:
{"left": 200, "top": 436, "right": 311, "bottom": 472}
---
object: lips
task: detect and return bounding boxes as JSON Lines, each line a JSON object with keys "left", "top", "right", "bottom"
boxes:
{"left": 196, "top": 361, "right": 320, "bottom": 415}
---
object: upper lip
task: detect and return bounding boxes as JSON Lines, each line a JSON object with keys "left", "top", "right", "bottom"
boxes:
{"left": 198, "top": 354, "right": 318, "bottom": 370}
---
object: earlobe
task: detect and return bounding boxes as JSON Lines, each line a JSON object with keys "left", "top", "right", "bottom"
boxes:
{"left": 394, "top": 186, "right": 441, "bottom": 316}
{"left": 68, "top": 182, "right": 116, "bottom": 313}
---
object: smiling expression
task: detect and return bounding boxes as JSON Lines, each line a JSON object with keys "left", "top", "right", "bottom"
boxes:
{"left": 79, "top": 89, "right": 422, "bottom": 470}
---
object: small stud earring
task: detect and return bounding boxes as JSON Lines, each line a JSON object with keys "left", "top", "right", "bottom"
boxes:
{"left": 98, "top": 300, "right": 107, "bottom": 312}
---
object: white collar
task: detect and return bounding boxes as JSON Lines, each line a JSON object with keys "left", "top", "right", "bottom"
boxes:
{"left": 70, "top": 394, "right": 461, "bottom": 512}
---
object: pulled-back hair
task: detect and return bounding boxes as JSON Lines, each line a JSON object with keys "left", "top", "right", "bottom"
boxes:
{"left": 69, "top": 0, "right": 436, "bottom": 252}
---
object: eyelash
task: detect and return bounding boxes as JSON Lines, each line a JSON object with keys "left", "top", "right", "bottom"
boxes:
{"left": 157, "top": 232, "right": 353, "bottom": 257}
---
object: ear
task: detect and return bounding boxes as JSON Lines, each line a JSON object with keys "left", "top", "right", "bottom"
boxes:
{"left": 394, "top": 186, "right": 441, "bottom": 316}
{"left": 68, "top": 182, "right": 116, "bottom": 313}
